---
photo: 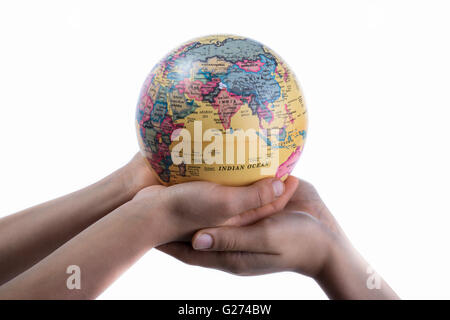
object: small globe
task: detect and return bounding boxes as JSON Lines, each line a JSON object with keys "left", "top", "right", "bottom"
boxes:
{"left": 136, "top": 34, "right": 308, "bottom": 186}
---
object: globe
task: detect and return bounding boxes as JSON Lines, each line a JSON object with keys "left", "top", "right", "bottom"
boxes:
{"left": 136, "top": 34, "right": 308, "bottom": 186}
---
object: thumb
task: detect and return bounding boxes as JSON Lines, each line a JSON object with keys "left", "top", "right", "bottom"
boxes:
{"left": 169, "top": 177, "right": 285, "bottom": 218}
{"left": 192, "top": 223, "right": 275, "bottom": 253}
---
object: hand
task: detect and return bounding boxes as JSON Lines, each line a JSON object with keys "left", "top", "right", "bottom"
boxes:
{"left": 158, "top": 177, "right": 339, "bottom": 277}
{"left": 130, "top": 177, "right": 298, "bottom": 246}
{"left": 158, "top": 177, "right": 399, "bottom": 299}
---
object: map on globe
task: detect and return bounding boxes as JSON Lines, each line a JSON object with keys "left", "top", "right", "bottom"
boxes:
{"left": 136, "top": 34, "right": 308, "bottom": 186}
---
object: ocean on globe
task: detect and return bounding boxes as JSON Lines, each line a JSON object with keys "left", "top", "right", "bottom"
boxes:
{"left": 135, "top": 34, "right": 308, "bottom": 186}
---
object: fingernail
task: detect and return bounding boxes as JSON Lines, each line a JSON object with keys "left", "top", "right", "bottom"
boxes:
{"left": 193, "top": 233, "right": 213, "bottom": 250}
{"left": 272, "top": 179, "right": 284, "bottom": 197}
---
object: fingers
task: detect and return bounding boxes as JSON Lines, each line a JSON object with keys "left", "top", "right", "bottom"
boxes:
{"left": 216, "top": 178, "right": 285, "bottom": 217}
{"left": 168, "top": 177, "right": 286, "bottom": 218}
{"left": 157, "top": 242, "right": 221, "bottom": 269}
{"left": 191, "top": 223, "right": 276, "bottom": 253}
{"left": 157, "top": 242, "right": 274, "bottom": 276}
{"left": 224, "top": 176, "right": 299, "bottom": 226}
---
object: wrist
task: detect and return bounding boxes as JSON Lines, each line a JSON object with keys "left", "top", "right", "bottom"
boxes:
{"left": 312, "top": 231, "right": 359, "bottom": 291}
{"left": 128, "top": 196, "right": 181, "bottom": 246}
{"left": 117, "top": 165, "right": 142, "bottom": 200}
{"left": 309, "top": 226, "right": 351, "bottom": 282}
{"left": 310, "top": 231, "right": 399, "bottom": 299}
{"left": 124, "top": 199, "right": 169, "bottom": 249}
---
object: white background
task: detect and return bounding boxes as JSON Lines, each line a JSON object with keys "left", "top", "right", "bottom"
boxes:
{"left": 1, "top": 0, "right": 449, "bottom": 299}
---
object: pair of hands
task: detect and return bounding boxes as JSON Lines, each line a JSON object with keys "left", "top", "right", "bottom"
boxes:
{"left": 125, "top": 153, "right": 345, "bottom": 280}
{"left": 0, "top": 152, "right": 397, "bottom": 299}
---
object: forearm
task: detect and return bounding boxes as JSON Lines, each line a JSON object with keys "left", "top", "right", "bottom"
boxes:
{"left": 0, "top": 161, "right": 151, "bottom": 284}
{"left": 315, "top": 237, "right": 399, "bottom": 300}
{"left": 0, "top": 200, "right": 161, "bottom": 299}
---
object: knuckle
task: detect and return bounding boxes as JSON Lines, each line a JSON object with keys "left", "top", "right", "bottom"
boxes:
{"left": 225, "top": 254, "right": 244, "bottom": 275}
{"left": 256, "top": 187, "right": 264, "bottom": 208}
{"left": 229, "top": 253, "right": 253, "bottom": 276}
{"left": 218, "top": 233, "right": 237, "bottom": 251}
{"left": 253, "top": 181, "right": 273, "bottom": 208}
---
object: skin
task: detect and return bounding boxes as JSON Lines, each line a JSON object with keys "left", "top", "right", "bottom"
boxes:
{"left": 0, "top": 153, "right": 290, "bottom": 299}
{"left": 0, "top": 153, "right": 398, "bottom": 299}
{"left": 159, "top": 177, "right": 400, "bottom": 300}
